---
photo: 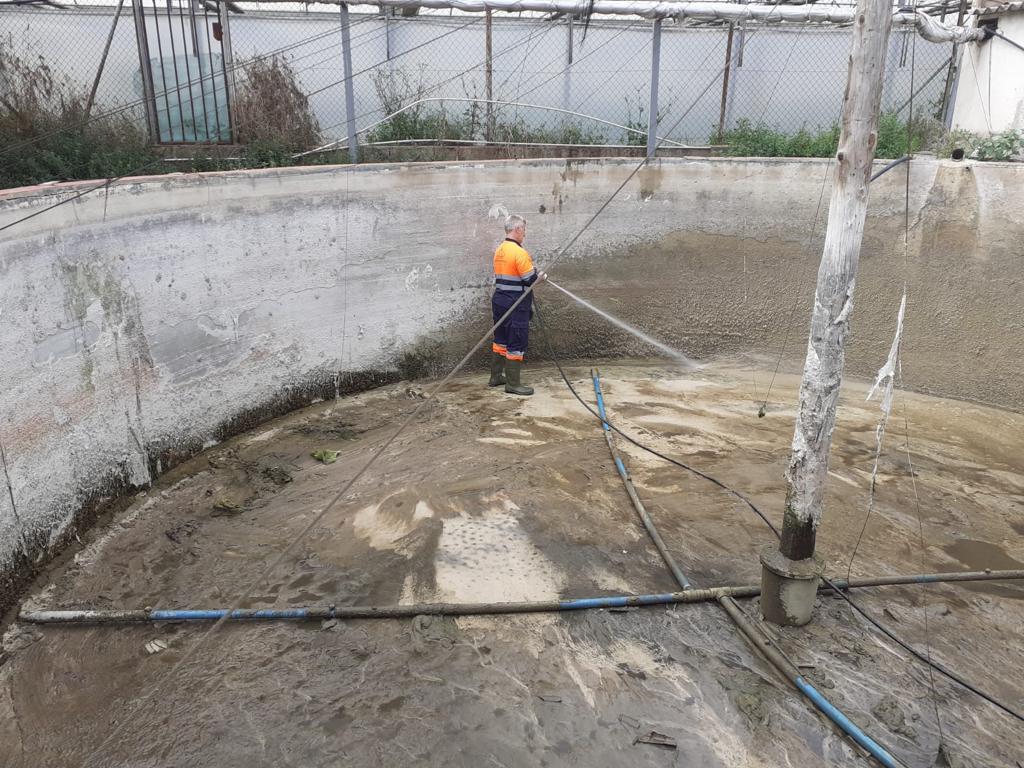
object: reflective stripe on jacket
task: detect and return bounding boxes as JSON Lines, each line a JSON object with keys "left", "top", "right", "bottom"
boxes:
{"left": 493, "top": 238, "right": 536, "bottom": 292}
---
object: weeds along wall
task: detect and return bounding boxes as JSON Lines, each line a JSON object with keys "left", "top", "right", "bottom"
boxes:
{"left": 1, "top": 157, "right": 1022, "bottom": 613}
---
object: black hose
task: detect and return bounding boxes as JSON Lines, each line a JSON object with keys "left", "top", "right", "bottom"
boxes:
{"left": 532, "top": 303, "right": 1024, "bottom": 725}
{"left": 870, "top": 155, "right": 910, "bottom": 182}
{"left": 991, "top": 29, "right": 1024, "bottom": 55}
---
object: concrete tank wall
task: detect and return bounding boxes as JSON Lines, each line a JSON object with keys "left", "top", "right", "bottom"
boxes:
{"left": 1, "top": 157, "right": 1021, "bottom": 611}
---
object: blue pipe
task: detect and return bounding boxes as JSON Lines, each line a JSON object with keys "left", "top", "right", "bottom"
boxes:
{"left": 151, "top": 608, "right": 320, "bottom": 621}
{"left": 587, "top": 369, "right": 904, "bottom": 768}
{"left": 591, "top": 369, "right": 693, "bottom": 591}
{"left": 592, "top": 370, "right": 612, "bottom": 432}
{"left": 795, "top": 677, "right": 902, "bottom": 768}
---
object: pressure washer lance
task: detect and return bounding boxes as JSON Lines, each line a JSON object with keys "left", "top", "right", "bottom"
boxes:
{"left": 545, "top": 279, "right": 700, "bottom": 369}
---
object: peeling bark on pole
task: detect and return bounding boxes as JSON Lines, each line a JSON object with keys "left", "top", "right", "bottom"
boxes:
{"left": 779, "top": 0, "right": 894, "bottom": 561}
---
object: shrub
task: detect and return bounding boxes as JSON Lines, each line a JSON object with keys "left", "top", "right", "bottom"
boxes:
{"left": 0, "top": 38, "right": 157, "bottom": 189}
{"left": 232, "top": 55, "right": 322, "bottom": 156}
{"left": 716, "top": 112, "right": 928, "bottom": 159}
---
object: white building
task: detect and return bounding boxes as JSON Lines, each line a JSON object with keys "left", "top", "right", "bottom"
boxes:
{"left": 952, "top": 1, "right": 1024, "bottom": 134}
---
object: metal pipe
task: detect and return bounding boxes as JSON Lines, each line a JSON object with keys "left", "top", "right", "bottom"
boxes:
{"left": 175, "top": 0, "right": 207, "bottom": 141}
{"left": 21, "top": 571, "right": 1024, "bottom": 625}
{"left": 130, "top": 0, "right": 160, "bottom": 142}
{"left": 716, "top": 23, "right": 735, "bottom": 142}
{"left": 590, "top": 368, "right": 905, "bottom": 766}
{"left": 485, "top": 10, "right": 494, "bottom": 141}
{"left": 719, "top": 595, "right": 904, "bottom": 768}
{"left": 85, "top": 0, "right": 127, "bottom": 120}
{"left": 217, "top": 0, "right": 237, "bottom": 141}
{"left": 592, "top": 369, "right": 692, "bottom": 589}
{"left": 340, "top": 2, "right": 360, "bottom": 163}
{"left": 646, "top": 18, "right": 661, "bottom": 158}
{"left": 199, "top": 5, "right": 225, "bottom": 142}
{"left": 230, "top": 0, "right": 987, "bottom": 40}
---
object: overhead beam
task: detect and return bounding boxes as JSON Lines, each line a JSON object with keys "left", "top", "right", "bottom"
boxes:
{"left": 235, "top": 0, "right": 987, "bottom": 42}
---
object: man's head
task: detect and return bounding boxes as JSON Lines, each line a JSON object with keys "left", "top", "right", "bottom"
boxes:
{"left": 504, "top": 214, "right": 527, "bottom": 244}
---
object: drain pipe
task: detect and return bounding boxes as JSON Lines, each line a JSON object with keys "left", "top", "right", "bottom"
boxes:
{"left": 589, "top": 367, "right": 907, "bottom": 767}
{"left": 18, "top": 570, "right": 1024, "bottom": 624}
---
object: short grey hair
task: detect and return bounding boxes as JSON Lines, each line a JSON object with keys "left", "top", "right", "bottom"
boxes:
{"left": 504, "top": 214, "right": 527, "bottom": 234}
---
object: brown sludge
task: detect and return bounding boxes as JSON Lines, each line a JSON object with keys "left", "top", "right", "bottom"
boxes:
{"left": 2, "top": 360, "right": 1022, "bottom": 767}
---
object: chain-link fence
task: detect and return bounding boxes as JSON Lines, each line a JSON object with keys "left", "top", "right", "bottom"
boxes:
{"left": 0, "top": 2, "right": 957, "bottom": 165}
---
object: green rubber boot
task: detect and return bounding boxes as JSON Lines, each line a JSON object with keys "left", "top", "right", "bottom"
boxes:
{"left": 488, "top": 352, "right": 506, "bottom": 387}
{"left": 504, "top": 359, "right": 534, "bottom": 396}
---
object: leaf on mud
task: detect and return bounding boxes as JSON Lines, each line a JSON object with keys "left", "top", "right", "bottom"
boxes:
{"left": 311, "top": 449, "right": 342, "bottom": 464}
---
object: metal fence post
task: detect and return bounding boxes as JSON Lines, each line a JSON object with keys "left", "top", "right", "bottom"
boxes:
{"left": 485, "top": 10, "right": 493, "bottom": 141}
{"left": 217, "top": 2, "right": 236, "bottom": 142}
{"left": 130, "top": 0, "right": 159, "bottom": 142}
{"left": 716, "top": 23, "right": 735, "bottom": 142}
{"left": 340, "top": 2, "right": 359, "bottom": 163}
{"left": 646, "top": 18, "right": 662, "bottom": 158}
{"left": 563, "top": 15, "right": 573, "bottom": 113}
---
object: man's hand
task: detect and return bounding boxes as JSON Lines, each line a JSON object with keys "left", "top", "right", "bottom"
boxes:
{"left": 536, "top": 271, "right": 548, "bottom": 284}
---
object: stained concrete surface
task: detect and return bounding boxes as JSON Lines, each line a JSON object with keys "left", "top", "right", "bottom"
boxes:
{"left": 2, "top": 359, "right": 1022, "bottom": 767}
{"left": 3, "top": 158, "right": 1023, "bottom": 616}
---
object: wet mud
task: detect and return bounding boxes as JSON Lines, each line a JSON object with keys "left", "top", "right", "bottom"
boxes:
{"left": 2, "top": 359, "right": 1022, "bottom": 767}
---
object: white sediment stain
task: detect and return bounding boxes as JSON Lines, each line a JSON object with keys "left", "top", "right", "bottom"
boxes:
{"left": 433, "top": 494, "right": 562, "bottom": 604}
{"left": 487, "top": 204, "right": 509, "bottom": 220}
{"left": 245, "top": 428, "right": 280, "bottom": 445}
{"left": 496, "top": 427, "right": 534, "bottom": 437}
{"left": 413, "top": 501, "right": 435, "bottom": 520}
{"left": 477, "top": 437, "right": 546, "bottom": 447}
{"left": 352, "top": 500, "right": 416, "bottom": 551}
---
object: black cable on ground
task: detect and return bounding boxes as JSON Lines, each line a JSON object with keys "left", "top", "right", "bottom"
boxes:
{"left": 533, "top": 302, "right": 1024, "bottom": 726}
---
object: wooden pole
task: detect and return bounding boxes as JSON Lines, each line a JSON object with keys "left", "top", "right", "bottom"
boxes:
{"left": 777, "top": 0, "right": 895, "bottom": 563}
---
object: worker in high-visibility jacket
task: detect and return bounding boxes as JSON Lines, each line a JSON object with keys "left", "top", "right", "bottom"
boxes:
{"left": 489, "top": 214, "right": 546, "bottom": 396}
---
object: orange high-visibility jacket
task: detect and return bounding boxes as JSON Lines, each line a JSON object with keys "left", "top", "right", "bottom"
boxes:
{"left": 493, "top": 239, "right": 537, "bottom": 292}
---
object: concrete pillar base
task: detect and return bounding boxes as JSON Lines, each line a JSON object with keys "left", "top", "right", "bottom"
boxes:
{"left": 759, "top": 547, "right": 825, "bottom": 626}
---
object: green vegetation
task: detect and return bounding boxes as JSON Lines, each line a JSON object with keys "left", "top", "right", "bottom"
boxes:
{"left": 715, "top": 112, "right": 925, "bottom": 159}
{"left": 715, "top": 112, "right": 1022, "bottom": 163}
{"left": 365, "top": 67, "right": 604, "bottom": 146}
{"left": 0, "top": 39, "right": 161, "bottom": 189}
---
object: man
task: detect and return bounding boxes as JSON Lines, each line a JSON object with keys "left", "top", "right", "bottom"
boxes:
{"left": 489, "top": 214, "right": 546, "bottom": 396}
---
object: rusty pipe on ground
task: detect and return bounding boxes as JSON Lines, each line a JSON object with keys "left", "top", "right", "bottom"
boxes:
{"left": 18, "top": 570, "right": 1024, "bottom": 625}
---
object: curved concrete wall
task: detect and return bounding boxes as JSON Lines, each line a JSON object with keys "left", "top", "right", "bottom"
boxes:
{"left": 1, "top": 157, "right": 1021, "bottom": 609}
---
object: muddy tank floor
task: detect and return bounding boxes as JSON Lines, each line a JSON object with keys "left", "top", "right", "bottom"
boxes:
{"left": 2, "top": 359, "right": 1022, "bottom": 767}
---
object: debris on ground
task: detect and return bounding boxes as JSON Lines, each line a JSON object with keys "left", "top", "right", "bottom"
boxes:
{"left": 311, "top": 449, "right": 342, "bottom": 464}
{"left": 261, "top": 465, "right": 293, "bottom": 485}
{"left": 871, "top": 694, "right": 918, "bottom": 740}
{"left": 537, "top": 694, "right": 562, "bottom": 703}
{"left": 164, "top": 520, "right": 199, "bottom": 543}
{"left": 211, "top": 497, "right": 245, "bottom": 516}
{"left": 633, "top": 731, "right": 677, "bottom": 749}
{"left": 144, "top": 639, "right": 168, "bottom": 655}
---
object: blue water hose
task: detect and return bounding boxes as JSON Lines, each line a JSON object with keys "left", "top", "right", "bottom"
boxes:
{"left": 795, "top": 676, "right": 902, "bottom": 768}
{"left": 591, "top": 369, "right": 693, "bottom": 590}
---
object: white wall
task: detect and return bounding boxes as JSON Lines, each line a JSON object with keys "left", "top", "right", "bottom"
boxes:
{"left": 952, "top": 12, "right": 1024, "bottom": 134}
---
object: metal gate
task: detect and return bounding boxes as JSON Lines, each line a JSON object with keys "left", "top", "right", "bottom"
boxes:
{"left": 131, "top": 0, "right": 234, "bottom": 144}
